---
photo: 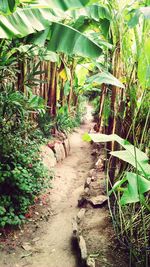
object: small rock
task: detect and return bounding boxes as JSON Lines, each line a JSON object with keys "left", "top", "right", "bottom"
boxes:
{"left": 54, "top": 142, "right": 65, "bottom": 162}
{"left": 34, "top": 223, "right": 40, "bottom": 229}
{"left": 88, "top": 169, "right": 96, "bottom": 177}
{"left": 91, "top": 149, "right": 98, "bottom": 156}
{"left": 51, "top": 248, "right": 56, "bottom": 253}
{"left": 79, "top": 235, "right": 87, "bottom": 260}
{"left": 40, "top": 145, "right": 56, "bottom": 168}
{"left": 59, "top": 143, "right": 66, "bottom": 160}
{"left": 91, "top": 176, "right": 96, "bottom": 182}
{"left": 88, "top": 195, "right": 108, "bottom": 207}
{"left": 84, "top": 177, "right": 92, "bottom": 188}
{"left": 78, "top": 196, "right": 87, "bottom": 207}
{"left": 95, "top": 158, "right": 104, "bottom": 170}
{"left": 87, "top": 257, "right": 95, "bottom": 267}
{"left": 21, "top": 252, "right": 32, "bottom": 259}
{"left": 22, "top": 243, "right": 32, "bottom": 251}
{"left": 72, "top": 217, "right": 78, "bottom": 237}
{"left": 63, "top": 139, "right": 70, "bottom": 156}
{"left": 32, "top": 237, "right": 40, "bottom": 243}
{"left": 84, "top": 187, "right": 90, "bottom": 195}
{"left": 77, "top": 209, "right": 85, "bottom": 224}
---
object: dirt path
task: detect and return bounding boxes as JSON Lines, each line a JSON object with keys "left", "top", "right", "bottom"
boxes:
{"left": 0, "top": 106, "right": 94, "bottom": 267}
{"left": 29, "top": 121, "right": 94, "bottom": 267}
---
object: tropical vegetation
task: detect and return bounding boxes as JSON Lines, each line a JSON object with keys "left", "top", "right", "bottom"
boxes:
{"left": 0, "top": 0, "right": 149, "bottom": 266}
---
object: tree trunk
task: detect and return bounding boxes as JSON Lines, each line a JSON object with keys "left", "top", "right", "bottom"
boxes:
{"left": 99, "top": 83, "right": 107, "bottom": 132}
{"left": 68, "top": 59, "right": 76, "bottom": 111}
{"left": 47, "top": 62, "right": 57, "bottom": 116}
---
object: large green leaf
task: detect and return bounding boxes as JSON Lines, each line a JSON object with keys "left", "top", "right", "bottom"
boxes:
{"left": 120, "top": 172, "right": 150, "bottom": 205}
{"left": 29, "top": 25, "right": 102, "bottom": 59}
{"left": 83, "top": 133, "right": 150, "bottom": 177}
{"left": 0, "top": 8, "right": 102, "bottom": 59}
{"left": 48, "top": 23, "right": 102, "bottom": 58}
{"left": 87, "top": 72, "right": 125, "bottom": 88}
{"left": 0, "top": 8, "right": 58, "bottom": 38}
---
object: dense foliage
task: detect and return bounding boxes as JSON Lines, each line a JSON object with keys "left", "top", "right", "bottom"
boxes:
{"left": 0, "top": 86, "right": 52, "bottom": 227}
{"left": 0, "top": 0, "right": 149, "bottom": 266}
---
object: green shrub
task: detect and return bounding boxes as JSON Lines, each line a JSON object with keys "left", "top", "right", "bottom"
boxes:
{"left": 37, "top": 112, "right": 55, "bottom": 137}
{"left": 0, "top": 86, "right": 52, "bottom": 228}
{"left": 91, "top": 96, "right": 100, "bottom": 121}
{"left": 0, "top": 133, "right": 52, "bottom": 228}
{"left": 56, "top": 105, "right": 80, "bottom": 133}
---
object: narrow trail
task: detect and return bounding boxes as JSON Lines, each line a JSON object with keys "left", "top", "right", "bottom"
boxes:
{"left": 0, "top": 106, "right": 94, "bottom": 267}
{"left": 29, "top": 112, "right": 94, "bottom": 267}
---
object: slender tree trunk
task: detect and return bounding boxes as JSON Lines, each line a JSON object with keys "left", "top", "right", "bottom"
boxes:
{"left": 18, "top": 60, "right": 25, "bottom": 92}
{"left": 68, "top": 59, "right": 76, "bottom": 111}
{"left": 60, "top": 78, "right": 65, "bottom": 106}
{"left": 99, "top": 83, "right": 107, "bottom": 132}
{"left": 107, "top": 41, "right": 123, "bottom": 182}
{"left": 47, "top": 62, "right": 57, "bottom": 116}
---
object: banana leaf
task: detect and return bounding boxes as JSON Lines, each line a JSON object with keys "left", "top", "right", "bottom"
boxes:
{"left": 0, "top": 8, "right": 102, "bottom": 59}
{"left": 87, "top": 72, "right": 125, "bottom": 88}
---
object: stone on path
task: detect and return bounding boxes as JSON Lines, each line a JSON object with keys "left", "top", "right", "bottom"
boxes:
{"left": 88, "top": 195, "right": 108, "bottom": 207}
{"left": 84, "top": 177, "right": 92, "bottom": 188}
{"left": 87, "top": 257, "right": 95, "bottom": 267}
{"left": 54, "top": 142, "right": 65, "bottom": 162}
{"left": 63, "top": 138, "right": 70, "bottom": 156}
{"left": 40, "top": 145, "right": 56, "bottom": 168}
{"left": 72, "top": 217, "right": 78, "bottom": 237}
{"left": 77, "top": 209, "right": 85, "bottom": 224}
{"left": 22, "top": 243, "right": 32, "bottom": 251}
{"left": 79, "top": 235, "right": 87, "bottom": 260}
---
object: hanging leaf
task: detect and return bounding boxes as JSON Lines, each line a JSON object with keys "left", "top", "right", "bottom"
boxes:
{"left": 47, "top": 23, "right": 102, "bottom": 59}
{"left": 0, "top": 8, "right": 57, "bottom": 38}
{"left": 87, "top": 72, "right": 125, "bottom": 88}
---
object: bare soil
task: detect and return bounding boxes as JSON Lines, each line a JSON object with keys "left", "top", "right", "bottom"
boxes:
{"left": 0, "top": 106, "right": 128, "bottom": 267}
